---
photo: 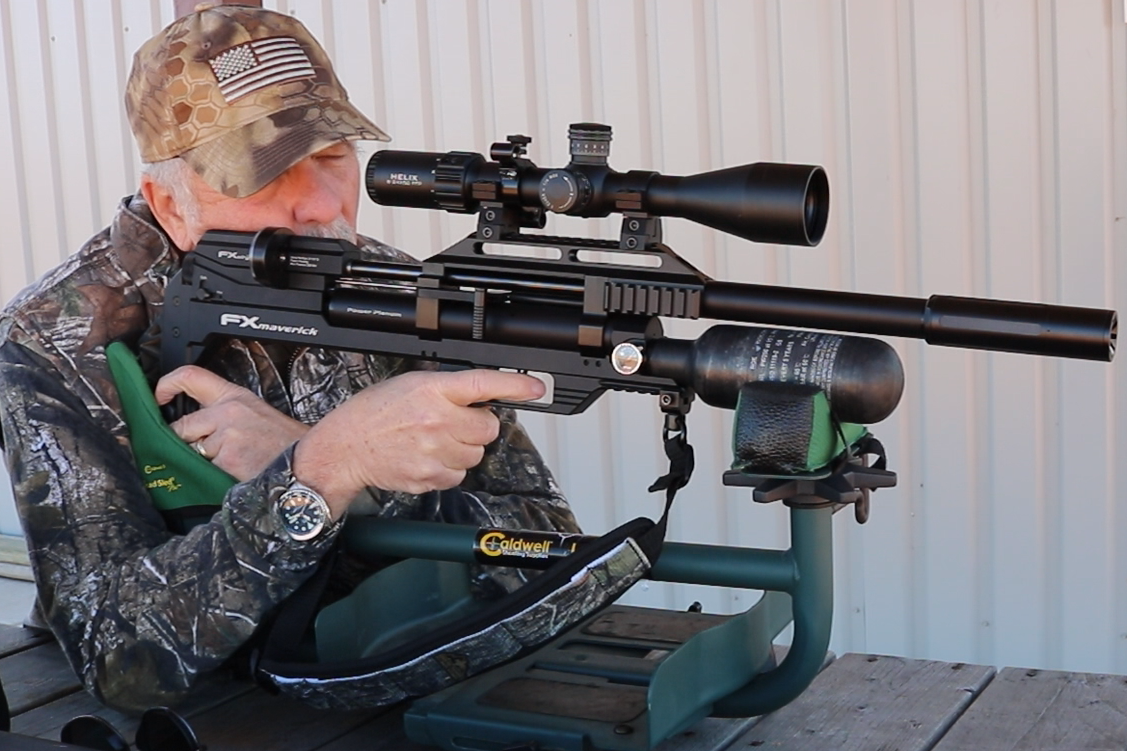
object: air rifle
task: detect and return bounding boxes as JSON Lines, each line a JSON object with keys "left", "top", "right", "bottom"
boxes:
{"left": 158, "top": 124, "right": 1117, "bottom": 749}
{"left": 161, "top": 123, "right": 1115, "bottom": 428}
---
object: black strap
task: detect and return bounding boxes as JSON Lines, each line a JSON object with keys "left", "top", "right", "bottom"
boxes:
{"left": 0, "top": 666, "right": 10, "bottom": 732}
{"left": 253, "top": 544, "right": 340, "bottom": 668}
{"left": 855, "top": 434, "right": 888, "bottom": 470}
{"left": 826, "top": 431, "right": 887, "bottom": 474}
{"left": 642, "top": 414, "right": 694, "bottom": 563}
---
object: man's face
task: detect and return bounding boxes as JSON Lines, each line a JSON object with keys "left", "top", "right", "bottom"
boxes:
{"left": 179, "top": 141, "right": 361, "bottom": 248}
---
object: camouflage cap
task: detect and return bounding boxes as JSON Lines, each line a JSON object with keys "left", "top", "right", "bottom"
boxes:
{"left": 125, "top": 4, "right": 389, "bottom": 198}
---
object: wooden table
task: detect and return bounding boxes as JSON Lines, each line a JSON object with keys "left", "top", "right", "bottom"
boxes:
{"left": 3, "top": 623, "right": 1126, "bottom": 750}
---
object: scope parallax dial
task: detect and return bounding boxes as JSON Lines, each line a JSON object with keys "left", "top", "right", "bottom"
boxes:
{"left": 538, "top": 169, "right": 591, "bottom": 214}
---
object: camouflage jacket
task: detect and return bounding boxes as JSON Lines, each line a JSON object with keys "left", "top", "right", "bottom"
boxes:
{"left": 0, "top": 194, "right": 578, "bottom": 713}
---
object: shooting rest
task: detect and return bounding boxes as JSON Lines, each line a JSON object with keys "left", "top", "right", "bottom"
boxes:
{"left": 340, "top": 454, "right": 894, "bottom": 751}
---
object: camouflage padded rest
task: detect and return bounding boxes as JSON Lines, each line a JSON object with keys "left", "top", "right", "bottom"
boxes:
{"left": 255, "top": 516, "right": 658, "bottom": 710}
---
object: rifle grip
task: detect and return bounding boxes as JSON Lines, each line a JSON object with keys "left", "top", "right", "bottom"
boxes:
{"left": 161, "top": 393, "right": 199, "bottom": 424}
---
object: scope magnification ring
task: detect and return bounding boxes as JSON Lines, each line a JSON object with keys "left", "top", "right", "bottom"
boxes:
{"left": 433, "top": 154, "right": 473, "bottom": 212}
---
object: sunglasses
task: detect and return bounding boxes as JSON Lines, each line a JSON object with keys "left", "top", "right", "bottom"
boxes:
{"left": 60, "top": 707, "right": 204, "bottom": 751}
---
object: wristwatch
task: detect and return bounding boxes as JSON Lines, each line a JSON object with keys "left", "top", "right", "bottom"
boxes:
{"left": 276, "top": 480, "right": 332, "bottom": 542}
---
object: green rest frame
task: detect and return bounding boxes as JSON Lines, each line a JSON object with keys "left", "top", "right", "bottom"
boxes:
{"left": 343, "top": 505, "right": 833, "bottom": 750}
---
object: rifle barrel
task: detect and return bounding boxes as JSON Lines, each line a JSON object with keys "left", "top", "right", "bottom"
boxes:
{"left": 702, "top": 282, "right": 1117, "bottom": 362}
{"left": 342, "top": 261, "right": 1117, "bottom": 362}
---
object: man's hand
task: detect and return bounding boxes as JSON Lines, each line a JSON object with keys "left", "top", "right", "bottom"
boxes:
{"left": 293, "top": 369, "right": 545, "bottom": 517}
{"left": 155, "top": 366, "right": 310, "bottom": 482}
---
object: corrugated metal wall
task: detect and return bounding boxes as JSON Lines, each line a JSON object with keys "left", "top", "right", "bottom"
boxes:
{"left": 1, "top": 0, "right": 1125, "bottom": 676}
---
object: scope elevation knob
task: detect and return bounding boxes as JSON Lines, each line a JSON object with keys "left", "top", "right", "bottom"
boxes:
{"left": 539, "top": 170, "right": 591, "bottom": 214}
{"left": 568, "top": 123, "right": 612, "bottom": 164}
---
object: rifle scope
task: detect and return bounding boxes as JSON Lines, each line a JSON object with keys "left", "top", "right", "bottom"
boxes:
{"left": 365, "top": 123, "right": 829, "bottom": 247}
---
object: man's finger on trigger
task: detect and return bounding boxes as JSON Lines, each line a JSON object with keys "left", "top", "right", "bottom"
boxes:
{"left": 155, "top": 365, "right": 235, "bottom": 407}
{"left": 439, "top": 369, "right": 547, "bottom": 407}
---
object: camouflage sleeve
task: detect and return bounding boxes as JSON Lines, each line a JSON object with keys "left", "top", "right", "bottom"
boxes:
{"left": 0, "top": 338, "right": 340, "bottom": 713}
{"left": 457, "top": 407, "right": 578, "bottom": 533}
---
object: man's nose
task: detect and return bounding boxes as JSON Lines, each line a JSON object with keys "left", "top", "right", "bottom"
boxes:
{"left": 283, "top": 158, "right": 343, "bottom": 227}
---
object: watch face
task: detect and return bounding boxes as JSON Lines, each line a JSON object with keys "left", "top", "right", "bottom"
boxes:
{"left": 278, "top": 488, "right": 328, "bottom": 541}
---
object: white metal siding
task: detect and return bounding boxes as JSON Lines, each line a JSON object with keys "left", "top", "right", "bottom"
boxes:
{"left": 1, "top": 0, "right": 1124, "bottom": 676}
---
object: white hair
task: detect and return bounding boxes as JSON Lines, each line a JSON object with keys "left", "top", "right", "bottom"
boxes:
{"left": 140, "top": 146, "right": 360, "bottom": 245}
{"left": 142, "top": 157, "right": 202, "bottom": 228}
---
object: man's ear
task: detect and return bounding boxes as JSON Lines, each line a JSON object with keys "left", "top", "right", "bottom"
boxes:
{"left": 140, "top": 174, "right": 194, "bottom": 251}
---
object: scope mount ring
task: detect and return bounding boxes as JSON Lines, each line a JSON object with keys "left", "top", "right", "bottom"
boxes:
{"left": 618, "top": 211, "right": 663, "bottom": 250}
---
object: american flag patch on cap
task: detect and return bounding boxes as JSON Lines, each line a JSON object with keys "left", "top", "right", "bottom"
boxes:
{"left": 208, "top": 37, "right": 315, "bottom": 102}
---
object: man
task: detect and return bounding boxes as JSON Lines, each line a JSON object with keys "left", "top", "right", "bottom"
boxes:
{"left": 0, "top": 5, "right": 578, "bottom": 713}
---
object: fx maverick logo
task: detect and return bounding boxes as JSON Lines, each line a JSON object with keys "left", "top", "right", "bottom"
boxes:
{"left": 219, "top": 313, "right": 319, "bottom": 337}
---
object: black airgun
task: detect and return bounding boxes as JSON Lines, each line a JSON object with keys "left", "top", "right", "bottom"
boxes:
{"left": 162, "top": 123, "right": 1115, "bottom": 422}
{"left": 160, "top": 123, "right": 1116, "bottom": 750}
